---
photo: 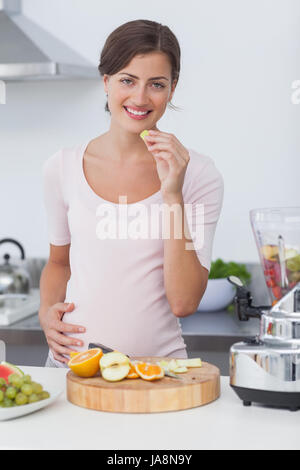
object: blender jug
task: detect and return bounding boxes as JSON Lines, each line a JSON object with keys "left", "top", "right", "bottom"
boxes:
{"left": 250, "top": 207, "right": 300, "bottom": 305}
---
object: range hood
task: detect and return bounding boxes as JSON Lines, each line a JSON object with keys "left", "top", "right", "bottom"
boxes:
{"left": 0, "top": 0, "right": 99, "bottom": 81}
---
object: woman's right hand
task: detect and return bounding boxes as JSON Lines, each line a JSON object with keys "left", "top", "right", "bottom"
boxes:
{"left": 40, "top": 302, "right": 86, "bottom": 364}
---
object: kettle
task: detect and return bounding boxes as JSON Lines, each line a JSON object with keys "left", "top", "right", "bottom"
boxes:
{"left": 0, "top": 239, "right": 31, "bottom": 295}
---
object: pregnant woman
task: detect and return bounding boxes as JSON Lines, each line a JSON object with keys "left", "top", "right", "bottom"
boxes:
{"left": 40, "top": 20, "right": 224, "bottom": 367}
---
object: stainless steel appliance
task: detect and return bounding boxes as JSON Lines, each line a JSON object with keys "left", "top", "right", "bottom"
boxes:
{"left": 0, "top": 239, "right": 40, "bottom": 325}
{"left": 0, "top": 289, "right": 40, "bottom": 325}
{"left": 229, "top": 276, "right": 300, "bottom": 410}
{"left": 0, "top": 238, "right": 31, "bottom": 295}
{"left": 228, "top": 206, "right": 300, "bottom": 411}
{"left": 0, "top": 0, "right": 98, "bottom": 81}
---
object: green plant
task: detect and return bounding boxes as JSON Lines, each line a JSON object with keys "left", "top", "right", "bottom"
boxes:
{"left": 209, "top": 258, "right": 251, "bottom": 285}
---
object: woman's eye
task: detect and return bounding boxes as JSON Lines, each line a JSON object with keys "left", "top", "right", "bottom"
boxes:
{"left": 120, "top": 79, "right": 164, "bottom": 89}
{"left": 121, "top": 79, "right": 132, "bottom": 85}
{"left": 153, "top": 82, "right": 165, "bottom": 89}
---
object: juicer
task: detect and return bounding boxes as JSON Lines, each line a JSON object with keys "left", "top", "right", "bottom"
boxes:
{"left": 228, "top": 207, "right": 300, "bottom": 410}
{"left": 229, "top": 276, "right": 300, "bottom": 410}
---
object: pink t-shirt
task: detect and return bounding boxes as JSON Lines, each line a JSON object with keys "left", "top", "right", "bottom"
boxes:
{"left": 42, "top": 140, "right": 224, "bottom": 367}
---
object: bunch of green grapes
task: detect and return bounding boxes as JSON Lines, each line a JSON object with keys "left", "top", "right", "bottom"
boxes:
{"left": 0, "top": 374, "right": 50, "bottom": 408}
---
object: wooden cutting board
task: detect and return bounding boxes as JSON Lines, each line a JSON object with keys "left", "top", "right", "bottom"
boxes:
{"left": 66, "top": 356, "right": 220, "bottom": 413}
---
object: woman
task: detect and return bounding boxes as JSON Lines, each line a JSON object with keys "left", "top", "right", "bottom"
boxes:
{"left": 40, "top": 20, "right": 224, "bottom": 367}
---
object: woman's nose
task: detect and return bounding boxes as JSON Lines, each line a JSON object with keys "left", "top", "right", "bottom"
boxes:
{"left": 131, "top": 86, "right": 150, "bottom": 105}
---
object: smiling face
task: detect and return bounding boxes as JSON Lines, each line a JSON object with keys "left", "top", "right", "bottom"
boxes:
{"left": 103, "top": 52, "right": 177, "bottom": 132}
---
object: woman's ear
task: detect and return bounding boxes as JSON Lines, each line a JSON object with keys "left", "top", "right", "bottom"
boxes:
{"left": 169, "top": 79, "right": 177, "bottom": 103}
{"left": 103, "top": 74, "right": 110, "bottom": 94}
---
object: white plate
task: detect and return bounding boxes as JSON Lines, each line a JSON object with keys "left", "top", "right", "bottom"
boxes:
{"left": 0, "top": 367, "right": 64, "bottom": 421}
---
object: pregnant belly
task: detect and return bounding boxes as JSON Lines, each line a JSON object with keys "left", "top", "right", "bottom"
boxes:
{"left": 61, "top": 302, "right": 186, "bottom": 358}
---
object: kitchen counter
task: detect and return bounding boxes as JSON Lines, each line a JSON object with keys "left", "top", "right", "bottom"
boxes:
{"left": 0, "top": 366, "right": 299, "bottom": 451}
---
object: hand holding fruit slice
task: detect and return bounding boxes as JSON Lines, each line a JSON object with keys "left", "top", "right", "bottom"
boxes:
{"left": 140, "top": 129, "right": 149, "bottom": 140}
{"left": 100, "top": 351, "right": 130, "bottom": 382}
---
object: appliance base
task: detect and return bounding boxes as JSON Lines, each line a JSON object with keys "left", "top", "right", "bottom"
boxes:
{"left": 231, "top": 385, "right": 300, "bottom": 411}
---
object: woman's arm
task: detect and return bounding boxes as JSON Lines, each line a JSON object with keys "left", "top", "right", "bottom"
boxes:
{"left": 39, "top": 245, "right": 86, "bottom": 363}
{"left": 163, "top": 193, "right": 208, "bottom": 318}
{"left": 143, "top": 131, "right": 222, "bottom": 318}
{"left": 39, "top": 244, "right": 71, "bottom": 316}
{"left": 39, "top": 260, "right": 71, "bottom": 319}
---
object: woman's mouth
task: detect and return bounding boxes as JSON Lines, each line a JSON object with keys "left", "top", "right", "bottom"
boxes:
{"left": 123, "top": 106, "right": 152, "bottom": 120}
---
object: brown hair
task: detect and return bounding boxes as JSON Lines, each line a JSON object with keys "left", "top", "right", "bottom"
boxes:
{"left": 98, "top": 20, "right": 181, "bottom": 113}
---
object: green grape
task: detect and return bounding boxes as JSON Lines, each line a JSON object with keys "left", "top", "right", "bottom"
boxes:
{"left": 9, "top": 376, "right": 23, "bottom": 389}
{"left": 15, "top": 392, "right": 28, "bottom": 406}
{"left": 5, "top": 386, "right": 17, "bottom": 400}
{"left": 0, "top": 378, "right": 7, "bottom": 387}
{"left": 21, "top": 384, "right": 33, "bottom": 396}
{"left": 31, "top": 382, "right": 43, "bottom": 394}
{"left": 39, "top": 391, "right": 50, "bottom": 400}
{"left": 0, "top": 390, "right": 3, "bottom": 402}
{"left": 18, "top": 376, "right": 26, "bottom": 386}
{"left": 28, "top": 393, "right": 39, "bottom": 404}
{"left": 2, "top": 397, "right": 13, "bottom": 407}
{"left": 8, "top": 373, "right": 20, "bottom": 384}
{"left": 22, "top": 374, "right": 32, "bottom": 384}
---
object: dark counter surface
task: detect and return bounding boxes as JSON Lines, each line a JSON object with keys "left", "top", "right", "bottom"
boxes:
{"left": 0, "top": 308, "right": 260, "bottom": 337}
{"left": 0, "top": 261, "right": 269, "bottom": 373}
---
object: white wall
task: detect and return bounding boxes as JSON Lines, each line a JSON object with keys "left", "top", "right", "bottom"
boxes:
{"left": 1, "top": 0, "right": 299, "bottom": 263}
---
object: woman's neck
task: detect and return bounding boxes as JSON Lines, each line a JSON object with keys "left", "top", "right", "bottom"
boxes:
{"left": 102, "top": 121, "right": 158, "bottom": 165}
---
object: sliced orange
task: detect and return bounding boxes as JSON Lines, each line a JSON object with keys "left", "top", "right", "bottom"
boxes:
{"left": 127, "top": 362, "right": 139, "bottom": 379}
{"left": 133, "top": 362, "right": 164, "bottom": 381}
{"left": 68, "top": 348, "right": 103, "bottom": 377}
{"left": 69, "top": 351, "right": 80, "bottom": 358}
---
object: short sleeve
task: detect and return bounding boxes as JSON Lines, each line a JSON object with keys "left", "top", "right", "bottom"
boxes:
{"left": 185, "top": 159, "right": 224, "bottom": 272}
{"left": 42, "top": 149, "right": 71, "bottom": 246}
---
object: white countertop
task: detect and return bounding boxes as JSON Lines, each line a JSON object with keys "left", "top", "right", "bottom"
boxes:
{"left": 0, "top": 366, "right": 299, "bottom": 450}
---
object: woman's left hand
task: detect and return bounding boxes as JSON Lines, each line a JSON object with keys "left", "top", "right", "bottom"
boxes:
{"left": 144, "top": 130, "right": 190, "bottom": 199}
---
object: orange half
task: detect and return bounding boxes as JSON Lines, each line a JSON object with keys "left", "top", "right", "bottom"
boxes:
{"left": 68, "top": 348, "right": 103, "bottom": 377}
{"left": 133, "top": 362, "right": 164, "bottom": 381}
{"left": 69, "top": 351, "right": 80, "bottom": 358}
